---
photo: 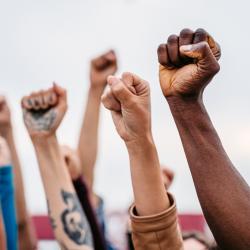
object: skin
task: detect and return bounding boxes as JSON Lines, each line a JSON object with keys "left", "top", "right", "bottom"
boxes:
{"left": 102, "top": 72, "right": 170, "bottom": 216}
{"left": 0, "top": 96, "right": 37, "bottom": 250}
{"left": 22, "top": 84, "right": 93, "bottom": 250}
{"left": 61, "top": 145, "right": 82, "bottom": 181}
{"left": 157, "top": 28, "right": 250, "bottom": 249}
{"left": 0, "top": 212, "right": 7, "bottom": 250}
{"left": 77, "top": 50, "right": 117, "bottom": 207}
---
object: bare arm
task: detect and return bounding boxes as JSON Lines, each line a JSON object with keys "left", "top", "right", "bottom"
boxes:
{"left": 22, "top": 85, "right": 93, "bottom": 249}
{"left": 33, "top": 136, "right": 93, "bottom": 249}
{"left": 168, "top": 98, "right": 250, "bottom": 250}
{"left": 0, "top": 96, "right": 37, "bottom": 250}
{"left": 102, "top": 73, "right": 169, "bottom": 216}
{"left": 102, "top": 73, "right": 184, "bottom": 250}
{"left": 78, "top": 50, "right": 117, "bottom": 193}
{"left": 157, "top": 28, "right": 250, "bottom": 249}
{"left": 78, "top": 87, "right": 103, "bottom": 190}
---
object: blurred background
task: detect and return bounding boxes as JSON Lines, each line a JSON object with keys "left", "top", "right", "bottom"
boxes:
{"left": 0, "top": 0, "right": 250, "bottom": 248}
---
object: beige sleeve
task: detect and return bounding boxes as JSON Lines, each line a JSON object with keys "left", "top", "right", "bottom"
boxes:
{"left": 130, "top": 193, "right": 184, "bottom": 250}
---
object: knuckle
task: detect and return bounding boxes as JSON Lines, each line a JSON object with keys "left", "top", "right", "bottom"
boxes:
{"left": 195, "top": 28, "right": 207, "bottom": 36}
{"left": 167, "top": 34, "right": 178, "bottom": 43}
{"left": 180, "top": 28, "right": 193, "bottom": 37}
{"left": 157, "top": 44, "right": 166, "bottom": 53}
{"left": 112, "top": 83, "right": 123, "bottom": 94}
{"left": 211, "top": 62, "right": 220, "bottom": 74}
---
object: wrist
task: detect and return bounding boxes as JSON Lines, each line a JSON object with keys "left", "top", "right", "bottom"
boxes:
{"left": 32, "top": 133, "right": 57, "bottom": 149}
{"left": 126, "top": 134, "right": 156, "bottom": 155}
{"left": 167, "top": 95, "right": 205, "bottom": 116}
{"left": 89, "top": 84, "right": 105, "bottom": 96}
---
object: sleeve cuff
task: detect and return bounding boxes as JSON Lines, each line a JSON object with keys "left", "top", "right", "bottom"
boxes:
{"left": 130, "top": 192, "right": 177, "bottom": 233}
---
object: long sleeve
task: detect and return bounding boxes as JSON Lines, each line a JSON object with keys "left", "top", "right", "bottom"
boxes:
{"left": 130, "top": 193, "right": 183, "bottom": 250}
{"left": 0, "top": 165, "right": 18, "bottom": 250}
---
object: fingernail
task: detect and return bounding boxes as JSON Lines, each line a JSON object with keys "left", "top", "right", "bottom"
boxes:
{"left": 180, "top": 45, "right": 193, "bottom": 52}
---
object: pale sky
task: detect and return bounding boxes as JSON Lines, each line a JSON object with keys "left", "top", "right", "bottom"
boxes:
{"left": 0, "top": 0, "right": 249, "bottom": 214}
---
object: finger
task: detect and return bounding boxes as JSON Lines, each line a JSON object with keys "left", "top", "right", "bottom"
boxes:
{"left": 108, "top": 76, "right": 134, "bottom": 106}
{"left": 48, "top": 92, "right": 57, "bottom": 106}
{"left": 32, "top": 95, "right": 43, "bottom": 110}
{"left": 207, "top": 34, "right": 221, "bottom": 60}
{"left": 105, "top": 50, "right": 117, "bottom": 63}
{"left": 180, "top": 41, "right": 220, "bottom": 74}
{"left": 53, "top": 83, "right": 67, "bottom": 104}
{"left": 92, "top": 54, "right": 109, "bottom": 70}
{"left": 179, "top": 28, "right": 194, "bottom": 62}
{"left": 122, "top": 72, "right": 149, "bottom": 96}
{"left": 121, "top": 72, "right": 137, "bottom": 95}
{"left": 42, "top": 91, "right": 52, "bottom": 109}
{"left": 21, "top": 96, "right": 32, "bottom": 110}
{"left": 157, "top": 44, "right": 173, "bottom": 68}
{"left": 179, "top": 28, "right": 194, "bottom": 46}
{"left": 25, "top": 93, "right": 37, "bottom": 110}
{"left": 167, "top": 34, "right": 181, "bottom": 66}
{"left": 101, "top": 88, "right": 121, "bottom": 112}
{"left": 193, "top": 28, "right": 208, "bottom": 44}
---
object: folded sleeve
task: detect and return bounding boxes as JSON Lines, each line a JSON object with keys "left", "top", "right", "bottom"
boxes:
{"left": 130, "top": 192, "right": 184, "bottom": 250}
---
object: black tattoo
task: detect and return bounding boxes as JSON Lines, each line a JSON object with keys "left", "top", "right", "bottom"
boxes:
{"left": 47, "top": 199, "right": 57, "bottom": 230}
{"left": 60, "top": 190, "right": 93, "bottom": 246}
{"left": 23, "top": 108, "right": 57, "bottom": 132}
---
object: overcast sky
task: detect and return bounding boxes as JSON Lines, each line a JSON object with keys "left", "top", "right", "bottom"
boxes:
{"left": 0, "top": 0, "right": 249, "bottom": 214}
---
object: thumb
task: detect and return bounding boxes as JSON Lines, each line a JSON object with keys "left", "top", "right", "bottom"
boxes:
{"left": 53, "top": 83, "right": 67, "bottom": 108}
{"left": 108, "top": 76, "right": 134, "bottom": 106}
{"left": 180, "top": 41, "right": 220, "bottom": 73}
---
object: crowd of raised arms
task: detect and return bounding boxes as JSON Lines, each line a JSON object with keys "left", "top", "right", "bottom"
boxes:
{"left": 0, "top": 28, "right": 249, "bottom": 250}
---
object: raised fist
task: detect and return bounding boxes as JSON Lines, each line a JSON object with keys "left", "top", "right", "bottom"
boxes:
{"left": 21, "top": 84, "right": 67, "bottom": 138}
{"left": 0, "top": 136, "right": 11, "bottom": 166}
{"left": 157, "top": 28, "right": 221, "bottom": 99}
{"left": 102, "top": 72, "right": 151, "bottom": 143}
{"left": 0, "top": 96, "right": 11, "bottom": 134}
{"left": 90, "top": 50, "right": 118, "bottom": 90}
{"left": 61, "top": 145, "right": 81, "bottom": 180}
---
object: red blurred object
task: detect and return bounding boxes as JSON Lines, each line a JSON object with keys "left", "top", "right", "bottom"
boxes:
{"left": 32, "top": 214, "right": 206, "bottom": 240}
{"left": 178, "top": 214, "right": 205, "bottom": 232}
{"left": 32, "top": 216, "right": 54, "bottom": 239}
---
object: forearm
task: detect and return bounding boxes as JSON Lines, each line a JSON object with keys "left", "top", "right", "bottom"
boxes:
{"left": 0, "top": 129, "right": 36, "bottom": 249}
{"left": 78, "top": 87, "right": 102, "bottom": 189}
{"left": 33, "top": 135, "right": 93, "bottom": 249}
{"left": 126, "top": 136, "right": 170, "bottom": 216}
{"left": 2, "top": 128, "right": 28, "bottom": 225}
{"left": 168, "top": 97, "right": 250, "bottom": 249}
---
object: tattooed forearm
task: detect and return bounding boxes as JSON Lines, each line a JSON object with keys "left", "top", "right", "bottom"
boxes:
{"left": 23, "top": 108, "right": 57, "bottom": 132}
{"left": 61, "top": 190, "right": 93, "bottom": 247}
{"left": 47, "top": 199, "right": 57, "bottom": 230}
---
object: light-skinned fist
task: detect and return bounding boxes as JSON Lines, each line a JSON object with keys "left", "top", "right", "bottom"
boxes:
{"left": 21, "top": 84, "right": 67, "bottom": 139}
{"left": 90, "top": 50, "right": 118, "bottom": 90}
{"left": 157, "top": 28, "right": 221, "bottom": 99}
{"left": 102, "top": 72, "right": 151, "bottom": 144}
